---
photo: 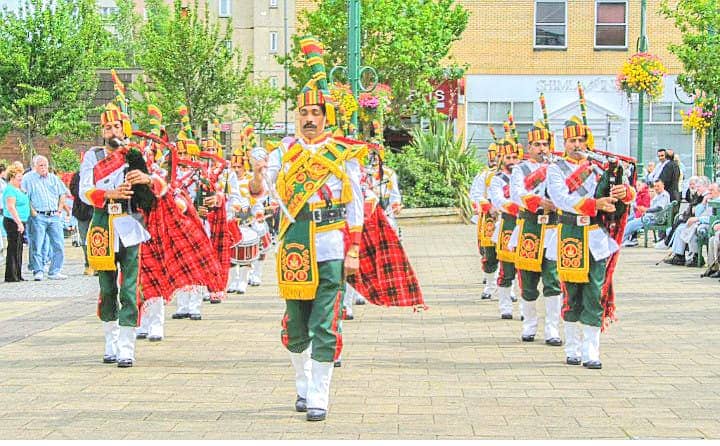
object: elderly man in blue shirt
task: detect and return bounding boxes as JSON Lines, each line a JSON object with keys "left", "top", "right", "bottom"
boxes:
{"left": 21, "top": 155, "right": 70, "bottom": 280}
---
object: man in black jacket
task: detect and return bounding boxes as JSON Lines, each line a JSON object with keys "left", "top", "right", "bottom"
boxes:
{"left": 69, "top": 169, "right": 95, "bottom": 275}
{"left": 657, "top": 148, "right": 681, "bottom": 203}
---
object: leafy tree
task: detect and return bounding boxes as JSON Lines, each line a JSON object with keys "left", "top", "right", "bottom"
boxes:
{"left": 107, "top": 0, "right": 143, "bottom": 67}
{"left": 131, "top": 0, "right": 252, "bottom": 134}
{"left": 235, "top": 78, "right": 284, "bottom": 131}
{"left": 0, "top": 0, "right": 116, "bottom": 161}
{"left": 280, "top": 0, "right": 468, "bottom": 125}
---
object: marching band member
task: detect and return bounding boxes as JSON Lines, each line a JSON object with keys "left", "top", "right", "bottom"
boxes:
{"left": 470, "top": 142, "right": 499, "bottom": 300}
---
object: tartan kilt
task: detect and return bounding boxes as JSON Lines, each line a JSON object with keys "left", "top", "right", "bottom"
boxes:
{"left": 207, "top": 196, "right": 232, "bottom": 293}
{"left": 139, "top": 190, "right": 225, "bottom": 304}
{"left": 346, "top": 204, "right": 425, "bottom": 309}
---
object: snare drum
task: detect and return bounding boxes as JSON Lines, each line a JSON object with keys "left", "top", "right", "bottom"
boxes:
{"left": 253, "top": 221, "right": 272, "bottom": 253}
{"left": 231, "top": 226, "right": 260, "bottom": 266}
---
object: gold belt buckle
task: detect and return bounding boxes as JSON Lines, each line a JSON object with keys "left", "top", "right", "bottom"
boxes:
{"left": 107, "top": 203, "right": 122, "bottom": 215}
{"left": 576, "top": 215, "right": 590, "bottom": 226}
{"left": 537, "top": 215, "right": 549, "bottom": 225}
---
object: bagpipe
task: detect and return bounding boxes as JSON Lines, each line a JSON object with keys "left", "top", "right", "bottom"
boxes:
{"left": 105, "top": 137, "right": 156, "bottom": 214}
{"left": 585, "top": 148, "right": 637, "bottom": 231}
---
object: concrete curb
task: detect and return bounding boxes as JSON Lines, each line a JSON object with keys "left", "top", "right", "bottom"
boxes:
{"left": 397, "top": 207, "right": 465, "bottom": 225}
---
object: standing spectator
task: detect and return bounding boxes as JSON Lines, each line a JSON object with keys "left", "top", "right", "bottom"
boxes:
{"left": 21, "top": 155, "right": 70, "bottom": 280}
{"left": 663, "top": 148, "right": 681, "bottom": 203}
{"left": 3, "top": 165, "right": 30, "bottom": 282}
{"left": 68, "top": 169, "right": 94, "bottom": 275}
{"left": 643, "top": 161, "right": 655, "bottom": 185}
{"left": 0, "top": 163, "right": 6, "bottom": 251}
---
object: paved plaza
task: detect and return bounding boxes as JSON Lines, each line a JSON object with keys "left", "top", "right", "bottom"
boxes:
{"left": 0, "top": 223, "right": 719, "bottom": 439}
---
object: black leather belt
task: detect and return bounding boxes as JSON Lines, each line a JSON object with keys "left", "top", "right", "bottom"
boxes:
{"left": 559, "top": 212, "right": 601, "bottom": 226}
{"left": 296, "top": 206, "right": 347, "bottom": 223}
{"left": 36, "top": 210, "right": 57, "bottom": 216}
{"left": 520, "top": 210, "right": 558, "bottom": 225}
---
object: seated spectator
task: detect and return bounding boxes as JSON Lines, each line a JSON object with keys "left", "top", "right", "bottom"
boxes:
{"left": 623, "top": 179, "right": 670, "bottom": 247}
{"left": 664, "top": 182, "right": 720, "bottom": 267}
{"left": 657, "top": 176, "right": 709, "bottom": 249}
{"left": 633, "top": 181, "right": 651, "bottom": 219}
{"left": 704, "top": 222, "right": 720, "bottom": 278}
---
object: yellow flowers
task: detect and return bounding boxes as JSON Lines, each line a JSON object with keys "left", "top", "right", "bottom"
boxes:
{"left": 616, "top": 52, "right": 667, "bottom": 101}
{"left": 680, "top": 97, "right": 717, "bottom": 135}
{"left": 330, "top": 83, "right": 359, "bottom": 134}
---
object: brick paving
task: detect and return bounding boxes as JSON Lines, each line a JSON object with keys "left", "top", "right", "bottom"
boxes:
{"left": 0, "top": 223, "right": 719, "bottom": 439}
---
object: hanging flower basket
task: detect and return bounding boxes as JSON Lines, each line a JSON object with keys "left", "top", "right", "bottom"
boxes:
{"left": 358, "top": 84, "right": 392, "bottom": 143}
{"left": 680, "top": 97, "right": 717, "bottom": 136}
{"left": 616, "top": 52, "right": 667, "bottom": 101}
{"left": 330, "top": 83, "right": 358, "bottom": 134}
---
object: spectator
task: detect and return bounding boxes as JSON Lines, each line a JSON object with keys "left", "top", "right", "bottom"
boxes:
{"left": 664, "top": 182, "right": 720, "bottom": 267}
{"left": 0, "top": 163, "right": 6, "bottom": 250}
{"left": 3, "top": 165, "right": 30, "bottom": 282}
{"left": 704, "top": 222, "right": 720, "bottom": 278}
{"left": 633, "top": 181, "right": 651, "bottom": 219}
{"left": 69, "top": 169, "right": 95, "bottom": 275}
{"left": 643, "top": 161, "right": 656, "bottom": 185}
{"left": 623, "top": 180, "right": 670, "bottom": 247}
{"left": 21, "top": 155, "right": 70, "bottom": 280}
{"left": 658, "top": 176, "right": 709, "bottom": 249}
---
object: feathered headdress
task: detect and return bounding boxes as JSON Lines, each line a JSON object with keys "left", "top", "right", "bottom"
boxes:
{"left": 296, "top": 35, "right": 337, "bottom": 126}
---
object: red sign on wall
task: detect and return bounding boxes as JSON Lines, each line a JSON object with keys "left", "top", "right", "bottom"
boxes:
{"left": 431, "top": 80, "right": 459, "bottom": 119}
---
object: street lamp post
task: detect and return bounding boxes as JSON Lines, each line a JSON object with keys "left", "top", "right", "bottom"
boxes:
{"left": 636, "top": 0, "right": 648, "bottom": 171}
{"left": 329, "top": 0, "right": 377, "bottom": 137}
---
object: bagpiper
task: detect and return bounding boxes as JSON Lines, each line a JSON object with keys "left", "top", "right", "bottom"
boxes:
{"left": 487, "top": 137, "right": 522, "bottom": 319}
{"left": 547, "top": 108, "right": 635, "bottom": 369}
{"left": 79, "top": 70, "right": 167, "bottom": 367}
{"left": 469, "top": 142, "right": 499, "bottom": 300}
{"left": 510, "top": 118, "right": 562, "bottom": 346}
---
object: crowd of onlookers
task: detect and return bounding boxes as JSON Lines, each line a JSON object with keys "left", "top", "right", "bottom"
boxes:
{"left": 622, "top": 148, "right": 720, "bottom": 280}
{"left": 0, "top": 156, "right": 95, "bottom": 283}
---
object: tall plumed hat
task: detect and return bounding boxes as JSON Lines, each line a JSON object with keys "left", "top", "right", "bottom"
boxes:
{"left": 232, "top": 125, "right": 255, "bottom": 170}
{"left": 201, "top": 118, "right": 224, "bottom": 158}
{"left": 563, "top": 115, "right": 595, "bottom": 150}
{"left": 296, "top": 35, "right": 337, "bottom": 126}
{"left": 528, "top": 119, "right": 556, "bottom": 151}
{"left": 100, "top": 69, "right": 133, "bottom": 138}
{"left": 176, "top": 105, "right": 199, "bottom": 157}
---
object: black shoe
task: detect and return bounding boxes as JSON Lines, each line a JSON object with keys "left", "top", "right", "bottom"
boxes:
{"left": 295, "top": 396, "right": 307, "bottom": 412}
{"left": 210, "top": 298, "right": 221, "bottom": 304}
{"left": 566, "top": 357, "right": 581, "bottom": 365}
{"left": 583, "top": 360, "right": 602, "bottom": 369}
{"left": 710, "top": 270, "right": 720, "bottom": 278}
{"left": 685, "top": 254, "right": 700, "bottom": 267}
{"left": 511, "top": 296, "right": 517, "bottom": 302}
{"left": 117, "top": 359, "right": 133, "bottom": 368}
{"left": 148, "top": 335, "right": 163, "bottom": 342}
{"left": 306, "top": 408, "right": 327, "bottom": 421}
{"left": 172, "top": 313, "right": 189, "bottom": 319}
{"left": 189, "top": 314, "right": 202, "bottom": 320}
{"left": 343, "top": 313, "right": 354, "bottom": 321}
{"left": 482, "top": 278, "right": 487, "bottom": 285}
{"left": 102, "top": 355, "right": 117, "bottom": 364}
{"left": 521, "top": 335, "right": 535, "bottom": 342}
{"left": 354, "top": 298, "right": 366, "bottom": 305}
{"left": 202, "top": 296, "right": 211, "bottom": 302}
{"left": 481, "top": 292, "right": 492, "bottom": 300}
{"left": 501, "top": 314, "right": 513, "bottom": 320}
{"left": 664, "top": 254, "right": 685, "bottom": 266}
{"left": 520, "top": 315, "right": 524, "bottom": 321}
{"left": 545, "top": 338, "right": 563, "bottom": 346}
{"left": 136, "top": 332, "right": 148, "bottom": 340}
{"left": 334, "top": 360, "right": 342, "bottom": 368}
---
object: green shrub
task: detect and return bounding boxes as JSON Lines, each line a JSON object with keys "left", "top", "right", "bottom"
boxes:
{"left": 385, "top": 116, "right": 482, "bottom": 221}
{"left": 385, "top": 146, "right": 456, "bottom": 209}
{"left": 49, "top": 144, "right": 81, "bottom": 173}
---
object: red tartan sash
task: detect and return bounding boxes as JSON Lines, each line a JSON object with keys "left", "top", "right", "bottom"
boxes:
{"left": 93, "top": 147, "right": 128, "bottom": 182}
{"left": 523, "top": 165, "right": 548, "bottom": 191}
{"left": 565, "top": 162, "right": 593, "bottom": 193}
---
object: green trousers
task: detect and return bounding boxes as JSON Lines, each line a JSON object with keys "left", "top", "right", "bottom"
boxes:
{"left": 97, "top": 243, "right": 139, "bottom": 327}
{"left": 562, "top": 256, "right": 607, "bottom": 327}
{"left": 519, "top": 257, "right": 561, "bottom": 301}
{"left": 481, "top": 246, "right": 498, "bottom": 274}
{"left": 497, "top": 260, "right": 515, "bottom": 288}
{"left": 281, "top": 260, "right": 344, "bottom": 363}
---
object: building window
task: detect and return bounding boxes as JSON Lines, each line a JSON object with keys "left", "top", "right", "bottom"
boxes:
{"left": 269, "top": 31, "right": 278, "bottom": 53}
{"left": 534, "top": 0, "right": 566, "bottom": 48}
{"left": 269, "top": 0, "right": 278, "bottom": 8}
{"left": 466, "top": 101, "right": 535, "bottom": 151}
{"left": 269, "top": 76, "right": 279, "bottom": 88}
{"left": 224, "top": 39, "right": 233, "bottom": 52}
{"left": 99, "top": 6, "right": 119, "bottom": 17}
{"left": 218, "top": 0, "right": 231, "bottom": 17}
{"left": 595, "top": 0, "right": 627, "bottom": 48}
